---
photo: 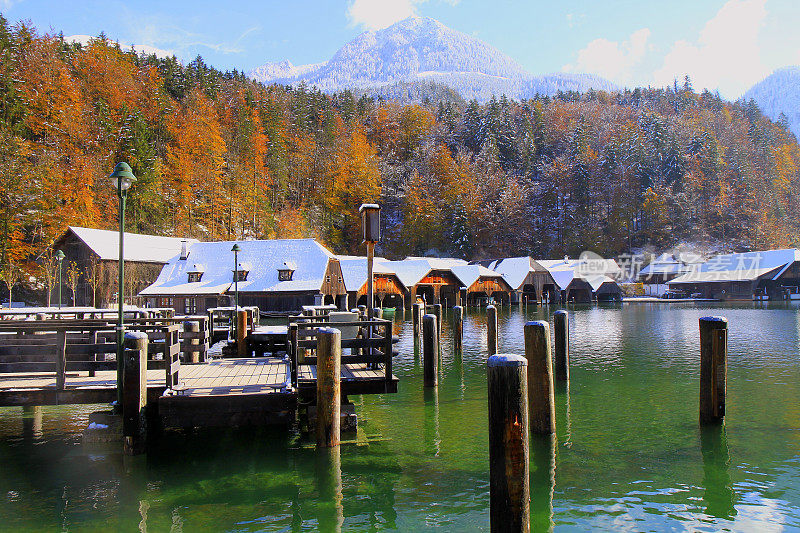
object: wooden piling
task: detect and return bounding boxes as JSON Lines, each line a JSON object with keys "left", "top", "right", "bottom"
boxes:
{"left": 487, "top": 305, "right": 498, "bottom": 355}
{"left": 184, "top": 320, "right": 201, "bottom": 363}
{"left": 487, "top": 354, "right": 530, "bottom": 533}
{"left": 55, "top": 329, "right": 67, "bottom": 391}
{"left": 553, "top": 310, "right": 569, "bottom": 383}
{"left": 699, "top": 316, "right": 727, "bottom": 425}
{"left": 357, "top": 305, "right": 367, "bottom": 319}
{"left": 373, "top": 307, "right": 383, "bottom": 319}
{"left": 433, "top": 303, "right": 442, "bottom": 338}
{"left": 412, "top": 302, "right": 422, "bottom": 339}
{"left": 423, "top": 314, "right": 438, "bottom": 388}
{"left": 453, "top": 305, "right": 463, "bottom": 353}
{"left": 524, "top": 321, "right": 556, "bottom": 435}
{"left": 316, "top": 327, "right": 341, "bottom": 448}
{"left": 122, "top": 331, "right": 148, "bottom": 455}
{"left": 236, "top": 310, "right": 248, "bottom": 357}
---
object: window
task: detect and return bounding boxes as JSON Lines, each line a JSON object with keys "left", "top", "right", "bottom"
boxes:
{"left": 326, "top": 275, "right": 331, "bottom": 283}
{"left": 188, "top": 272, "right": 203, "bottom": 283}
{"left": 184, "top": 297, "right": 196, "bottom": 314}
{"left": 278, "top": 269, "right": 293, "bottom": 281}
{"left": 157, "top": 297, "right": 173, "bottom": 307}
{"left": 234, "top": 270, "right": 248, "bottom": 282}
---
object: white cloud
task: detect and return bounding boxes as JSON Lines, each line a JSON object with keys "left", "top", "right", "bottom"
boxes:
{"left": 653, "top": 0, "right": 768, "bottom": 98}
{"left": 65, "top": 34, "right": 175, "bottom": 59}
{"left": 346, "top": 0, "right": 459, "bottom": 31}
{"left": 564, "top": 28, "right": 651, "bottom": 85}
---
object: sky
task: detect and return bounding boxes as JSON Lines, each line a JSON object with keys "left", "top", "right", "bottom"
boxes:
{"left": 2, "top": 0, "right": 799, "bottom": 99}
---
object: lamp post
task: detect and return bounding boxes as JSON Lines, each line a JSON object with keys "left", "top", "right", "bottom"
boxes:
{"left": 231, "top": 243, "right": 240, "bottom": 343}
{"left": 55, "top": 250, "right": 65, "bottom": 310}
{"left": 109, "top": 162, "right": 137, "bottom": 409}
{"left": 359, "top": 204, "right": 381, "bottom": 319}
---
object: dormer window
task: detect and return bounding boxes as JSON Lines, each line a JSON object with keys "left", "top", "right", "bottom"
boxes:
{"left": 278, "top": 260, "right": 296, "bottom": 282}
{"left": 187, "top": 264, "right": 205, "bottom": 283}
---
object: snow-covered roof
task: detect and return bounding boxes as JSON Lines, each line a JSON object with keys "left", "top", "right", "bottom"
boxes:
{"left": 337, "top": 256, "right": 405, "bottom": 292}
{"left": 377, "top": 257, "right": 468, "bottom": 288}
{"left": 536, "top": 257, "right": 621, "bottom": 292}
{"left": 639, "top": 253, "right": 703, "bottom": 277}
{"left": 140, "top": 239, "right": 336, "bottom": 296}
{"left": 668, "top": 249, "right": 800, "bottom": 284}
{"left": 449, "top": 264, "right": 506, "bottom": 289}
{"left": 490, "top": 257, "right": 535, "bottom": 290}
{"left": 61, "top": 226, "right": 198, "bottom": 264}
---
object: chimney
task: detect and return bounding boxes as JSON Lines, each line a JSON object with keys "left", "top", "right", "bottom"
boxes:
{"left": 180, "top": 240, "right": 189, "bottom": 260}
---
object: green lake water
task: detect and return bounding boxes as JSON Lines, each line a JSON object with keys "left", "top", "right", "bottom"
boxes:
{"left": 1, "top": 303, "right": 799, "bottom": 531}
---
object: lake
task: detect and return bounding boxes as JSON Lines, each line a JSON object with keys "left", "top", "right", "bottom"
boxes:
{"left": 1, "top": 302, "right": 799, "bottom": 531}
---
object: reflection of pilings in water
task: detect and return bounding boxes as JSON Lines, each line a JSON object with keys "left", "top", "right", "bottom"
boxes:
{"left": 22, "top": 405, "right": 42, "bottom": 441}
{"left": 423, "top": 387, "right": 441, "bottom": 457}
{"left": 555, "top": 382, "right": 572, "bottom": 448}
{"left": 530, "top": 434, "right": 556, "bottom": 533}
{"left": 120, "top": 455, "right": 149, "bottom": 532}
{"left": 315, "top": 446, "right": 344, "bottom": 533}
{"left": 700, "top": 425, "right": 737, "bottom": 520}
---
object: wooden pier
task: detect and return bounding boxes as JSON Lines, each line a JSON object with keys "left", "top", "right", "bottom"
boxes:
{"left": 0, "top": 309, "right": 398, "bottom": 433}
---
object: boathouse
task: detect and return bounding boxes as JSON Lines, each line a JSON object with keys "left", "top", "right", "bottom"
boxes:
{"left": 667, "top": 248, "right": 800, "bottom": 300}
{"left": 384, "top": 257, "right": 466, "bottom": 307}
{"left": 638, "top": 253, "right": 704, "bottom": 296}
{"left": 450, "top": 264, "right": 514, "bottom": 306}
{"left": 140, "top": 239, "right": 346, "bottom": 313}
{"left": 486, "top": 256, "right": 556, "bottom": 304}
{"left": 337, "top": 256, "right": 407, "bottom": 309}
{"left": 536, "top": 256, "right": 622, "bottom": 303}
{"left": 53, "top": 226, "right": 197, "bottom": 307}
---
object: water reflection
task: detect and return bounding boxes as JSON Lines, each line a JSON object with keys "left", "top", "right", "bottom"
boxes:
{"left": 700, "top": 425, "right": 737, "bottom": 519}
{"left": 423, "top": 387, "right": 441, "bottom": 457}
{"left": 314, "top": 446, "right": 343, "bottom": 533}
{"left": 530, "top": 434, "right": 556, "bottom": 533}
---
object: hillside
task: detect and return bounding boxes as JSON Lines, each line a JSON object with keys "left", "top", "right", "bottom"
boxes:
{"left": 744, "top": 67, "right": 800, "bottom": 139}
{"left": 1, "top": 16, "right": 799, "bottom": 285}
{"left": 249, "top": 16, "right": 615, "bottom": 101}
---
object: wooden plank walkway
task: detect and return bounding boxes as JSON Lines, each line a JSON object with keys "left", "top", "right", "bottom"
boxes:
{"left": 0, "top": 357, "right": 397, "bottom": 406}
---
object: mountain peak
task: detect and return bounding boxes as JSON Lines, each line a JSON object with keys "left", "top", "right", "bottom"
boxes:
{"left": 248, "top": 17, "right": 614, "bottom": 101}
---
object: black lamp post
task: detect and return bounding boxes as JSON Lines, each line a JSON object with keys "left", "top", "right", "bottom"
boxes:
{"left": 359, "top": 204, "right": 381, "bottom": 318}
{"left": 231, "top": 243, "right": 240, "bottom": 342}
{"left": 109, "top": 162, "right": 137, "bottom": 408}
{"left": 55, "top": 249, "right": 65, "bottom": 310}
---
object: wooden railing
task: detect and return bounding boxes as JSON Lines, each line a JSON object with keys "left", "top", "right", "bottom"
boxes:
{"left": 287, "top": 316, "right": 396, "bottom": 391}
{"left": 0, "top": 321, "right": 180, "bottom": 391}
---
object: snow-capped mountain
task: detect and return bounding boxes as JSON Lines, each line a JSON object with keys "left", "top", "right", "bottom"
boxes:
{"left": 249, "top": 16, "right": 615, "bottom": 100}
{"left": 743, "top": 67, "right": 800, "bottom": 139}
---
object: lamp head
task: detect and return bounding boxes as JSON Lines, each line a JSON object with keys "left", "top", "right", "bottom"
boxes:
{"left": 359, "top": 203, "right": 381, "bottom": 243}
{"left": 55, "top": 250, "right": 65, "bottom": 262}
{"left": 109, "top": 162, "right": 137, "bottom": 192}
{"left": 231, "top": 243, "right": 241, "bottom": 253}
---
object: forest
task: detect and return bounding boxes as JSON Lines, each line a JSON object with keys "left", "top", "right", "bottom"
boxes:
{"left": 2, "top": 16, "right": 800, "bottom": 293}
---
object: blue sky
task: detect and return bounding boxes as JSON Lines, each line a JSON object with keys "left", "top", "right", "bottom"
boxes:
{"left": 2, "top": 0, "right": 798, "bottom": 98}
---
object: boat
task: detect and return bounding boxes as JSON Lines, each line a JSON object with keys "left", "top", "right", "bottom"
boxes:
{"left": 783, "top": 286, "right": 800, "bottom": 301}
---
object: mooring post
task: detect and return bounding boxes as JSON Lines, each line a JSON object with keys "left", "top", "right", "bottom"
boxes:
{"left": 412, "top": 302, "right": 421, "bottom": 340}
{"left": 433, "top": 303, "right": 442, "bottom": 339}
{"left": 55, "top": 328, "right": 67, "bottom": 391}
{"left": 316, "top": 327, "right": 341, "bottom": 448}
{"left": 524, "top": 321, "right": 556, "bottom": 435}
{"left": 22, "top": 405, "right": 43, "bottom": 440}
{"left": 487, "top": 354, "right": 530, "bottom": 533}
{"left": 453, "top": 305, "right": 463, "bottom": 353}
{"left": 122, "top": 331, "right": 148, "bottom": 455}
{"left": 357, "top": 305, "right": 367, "bottom": 319}
{"left": 373, "top": 307, "right": 383, "bottom": 319}
{"left": 487, "top": 305, "right": 498, "bottom": 355}
{"left": 553, "top": 310, "right": 569, "bottom": 383}
{"left": 699, "top": 316, "right": 727, "bottom": 425}
{"left": 423, "top": 314, "right": 438, "bottom": 388}
{"left": 184, "top": 320, "right": 201, "bottom": 363}
{"left": 236, "top": 310, "right": 248, "bottom": 357}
